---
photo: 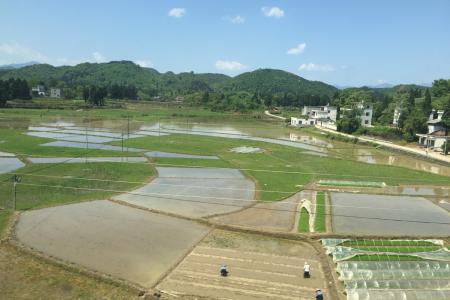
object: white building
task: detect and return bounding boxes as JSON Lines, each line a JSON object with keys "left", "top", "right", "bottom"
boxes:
{"left": 291, "top": 104, "right": 337, "bottom": 128}
{"left": 393, "top": 107, "right": 402, "bottom": 126}
{"left": 50, "top": 88, "right": 63, "bottom": 98}
{"left": 302, "top": 104, "right": 338, "bottom": 123}
{"left": 358, "top": 102, "right": 373, "bottom": 127}
{"left": 290, "top": 117, "right": 316, "bottom": 127}
{"left": 416, "top": 110, "right": 448, "bottom": 151}
{"left": 340, "top": 102, "right": 373, "bottom": 127}
{"left": 31, "top": 85, "right": 46, "bottom": 96}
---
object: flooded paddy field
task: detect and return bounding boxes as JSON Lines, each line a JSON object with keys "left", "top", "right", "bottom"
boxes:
{"left": 330, "top": 192, "right": 450, "bottom": 236}
{"left": 157, "top": 229, "right": 330, "bottom": 300}
{"left": 212, "top": 190, "right": 314, "bottom": 232}
{"left": 0, "top": 157, "right": 25, "bottom": 174}
{"left": 28, "top": 156, "right": 148, "bottom": 163}
{"left": 15, "top": 200, "right": 209, "bottom": 288}
{"left": 113, "top": 167, "right": 255, "bottom": 218}
{"left": 144, "top": 151, "right": 218, "bottom": 159}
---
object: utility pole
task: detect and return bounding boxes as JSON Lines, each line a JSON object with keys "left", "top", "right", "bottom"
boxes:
{"left": 12, "top": 175, "right": 21, "bottom": 211}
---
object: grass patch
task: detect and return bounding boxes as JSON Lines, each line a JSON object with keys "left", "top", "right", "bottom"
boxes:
{"left": 315, "top": 191, "right": 326, "bottom": 232}
{"left": 340, "top": 240, "right": 437, "bottom": 247}
{"left": 0, "top": 210, "right": 12, "bottom": 237}
{"left": 318, "top": 179, "right": 385, "bottom": 188}
{"left": 153, "top": 157, "right": 234, "bottom": 169}
{"left": 298, "top": 208, "right": 310, "bottom": 233}
{"left": 350, "top": 246, "right": 441, "bottom": 253}
{"left": 0, "top": 162, "right": 154, "bottom": 210}
{"left": 348, "top": 254, "right": 425, "bottom": 261}
{"left": 0, "top": 129, "right": 141, "bottom": 157}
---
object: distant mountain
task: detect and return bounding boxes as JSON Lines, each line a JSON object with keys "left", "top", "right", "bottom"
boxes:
{"left": 0, "top": 61, "right": 39, "bottom": 70}
{"left": 369, "top": 83, "right": 395, "bottom": 88}
{"left": 0, "top": 61, "right": 337, "bottom": 97}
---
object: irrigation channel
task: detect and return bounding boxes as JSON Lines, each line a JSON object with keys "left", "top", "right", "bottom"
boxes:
{"left": 1, "top": 114, "right": 449, "bottom": 299}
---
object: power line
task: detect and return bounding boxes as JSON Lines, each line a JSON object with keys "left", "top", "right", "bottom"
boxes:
{"left": 13, "top": 182, "right": 450, "bottom": 225}
{"left": 9, "top": 172, "right": 450, "bottom": 201}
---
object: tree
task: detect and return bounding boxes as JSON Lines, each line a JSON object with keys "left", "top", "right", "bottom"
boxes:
{"left": 432, "top": 79, "right": 450, "bottom": 97}
{"left": 422, "top": 88, "right": 432, "bottom": 116}
{"left": 401, "top": 110, "right": 427, "bottom": 142}
{"left": 337, "top": 109, "right": 361, "bottom": 134}
{"left": 441, "top": 96, "right": 450, "bottom": 136}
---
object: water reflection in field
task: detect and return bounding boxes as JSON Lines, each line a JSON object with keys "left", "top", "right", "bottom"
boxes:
{"left": 1, "top": 115, "right": 450, "bottom": 177}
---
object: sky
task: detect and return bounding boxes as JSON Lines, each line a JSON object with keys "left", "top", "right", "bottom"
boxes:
{"left": 0, "top": 0, "right": 449, "bottom": 86}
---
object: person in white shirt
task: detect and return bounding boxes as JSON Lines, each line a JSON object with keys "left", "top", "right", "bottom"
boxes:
{"left": 303, "top": 262, "right": 311, "bottom": 278}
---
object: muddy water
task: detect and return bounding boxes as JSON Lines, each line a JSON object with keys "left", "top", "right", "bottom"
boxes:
{"left": 2, "top": 115, "right": 450, "bottom": 177}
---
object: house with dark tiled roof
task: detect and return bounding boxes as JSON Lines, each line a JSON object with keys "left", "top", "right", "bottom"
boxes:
{"left": 416, "top": 109, "right": 449, "bottom": 151}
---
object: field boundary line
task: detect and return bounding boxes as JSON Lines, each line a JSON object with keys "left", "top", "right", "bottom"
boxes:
{"left": 4, "top": 211, "right": 147, "bottom": 295}
{"left": 153, "top": 226, "right": 213, "bottom": 290}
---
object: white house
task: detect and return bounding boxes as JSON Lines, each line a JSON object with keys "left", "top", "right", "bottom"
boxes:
{"left": 416, "top": 110, "right": 448, "bottom": 151}
{"left": 31, "top": 85, "right": 46, "bottom": 96}
{"left": 340, "top": 102, "right": 373, "bottom": 127}
{"left": 290, "top": 117, "right": 316, "bottom": 127}
{"left": 358, "top": 102, "right": 373, "bottom": 127}
{"left": 291, "top": 104, "right": 338, "bottom": 127}
{"left": 393, "top": 107, "right": 402, "bottom": 126}
{"left": 50, "top": 88, "right": 63, "bottom": 98}
{"left": 302, "top": 104, "right": 338, "bottom": 123}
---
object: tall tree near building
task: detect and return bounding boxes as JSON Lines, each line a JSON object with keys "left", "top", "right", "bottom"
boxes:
{"left": 422, "top": 88, "right": 432, "bottom": 115}
{"left": 441, "top": 97, "right": 450, "bottom": 155}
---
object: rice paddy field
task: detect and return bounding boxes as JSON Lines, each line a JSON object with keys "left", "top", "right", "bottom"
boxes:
{"left": 0, "top": 104, "right": 449, "bottom": 299}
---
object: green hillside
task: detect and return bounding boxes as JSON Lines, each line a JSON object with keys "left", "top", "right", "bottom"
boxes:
{"left": 0, "top": 61, "right": 336, "bottom": 99}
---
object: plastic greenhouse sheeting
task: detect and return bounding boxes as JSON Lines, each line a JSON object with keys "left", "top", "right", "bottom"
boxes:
{"left": 321, "top": 239, "right": 450, "bottom": 262}
{"left": 346, "top": 289, "right": 450, "bottom": 300}
{"left": 337, "top": 261, "right": 450, "bottom": 272}
{"left": 322, "top": 239, "right": 450, "bottom": 300}
{"left": 339, "top": 269, "right": 450, "bottom": 281}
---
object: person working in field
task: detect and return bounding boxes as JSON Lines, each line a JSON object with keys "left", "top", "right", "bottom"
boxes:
{"left": 315, "top": 289, "right": 324, "bottom": 300}
{"left": 220, "top": 264, "right": 228, "bottom": 276}
{"left": 303, "top": 262, "right": 311, "bottom": 278}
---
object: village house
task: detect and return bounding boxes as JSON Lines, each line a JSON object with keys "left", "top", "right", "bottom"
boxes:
{"left": 50, "top": 88, "right": 63, "bottom": 98}
{"left": 416, "top": 109, "right": 449, "bottom": 151}
{"left": 393, "top": 107, "right": 402, "bottom": 126}
{"left": 291, "top": 104, "right": 337, "bottom": 127}
{"left": 31, "top": 85, "right": 46, "bottom": 96}
{"left": 340, "top": 102, "right": 373, "bottom": 127}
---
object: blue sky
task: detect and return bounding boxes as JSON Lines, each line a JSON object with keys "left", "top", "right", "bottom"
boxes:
{"left": 0, "top": 0, "right": 449, "bottom": 86}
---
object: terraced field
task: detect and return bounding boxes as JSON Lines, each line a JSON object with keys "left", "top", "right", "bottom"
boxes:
{"left": 157, "top": 230, "right": 330, "bottom": 300}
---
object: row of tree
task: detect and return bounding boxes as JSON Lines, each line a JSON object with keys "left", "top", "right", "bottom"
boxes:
{"left": 0, "top": 78, "right": 31, "bottom": 107}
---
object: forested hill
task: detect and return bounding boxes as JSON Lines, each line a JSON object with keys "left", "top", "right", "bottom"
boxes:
{"left": 0, "top": 61, "right": 337, "bottom": 98}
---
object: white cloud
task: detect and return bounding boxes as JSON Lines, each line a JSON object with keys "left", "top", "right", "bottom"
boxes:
{"left": 231, "top": 15, "right": 245, "bottom": 24}
{"left": 299, "top": 63, "right": 335, "bottom": 72}
{"left": 215, "top": 60, "right": 247, "bottom": 71}
{"left": 377, "top": 79, "right": 388, "bottom": 84}
{"left": 287, "top": 43, "right": 306, "bottom": 55}
{"left": 261, "top": 6, "right": 284, "bottom": 18}
{"left": 134, "top": 60, "right": 153, "bottom": 68}
{"left": 168, "top": 8, "right": 186, "bottom": 18}
{"left": 0, "top": 42, "right": 47, "bottom": 64}
{"left": 92, "top": 51, "right": 106, "bottom": 63}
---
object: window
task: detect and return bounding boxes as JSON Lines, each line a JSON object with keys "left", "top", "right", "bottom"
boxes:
{"left": 365, "top": 112, "right": 370, "bottom": 116}
{"left": 364, "top": 120, "right": 369, "bottom": 124}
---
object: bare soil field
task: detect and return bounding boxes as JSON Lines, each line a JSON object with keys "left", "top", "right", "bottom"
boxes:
{"left": 212, "top": 191, "right": 314, "bottom": 232}
{"left": 15, "top": 200, "right": 209, "bottom": 288}
{"left": 331, "top": 192, "right": 450, "bottom": 236}
{"left": 157, "top": 229, "right": 330, "bottom": 300}
{"left": 114, "top": 167, "right": 256, "bottom": 218}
